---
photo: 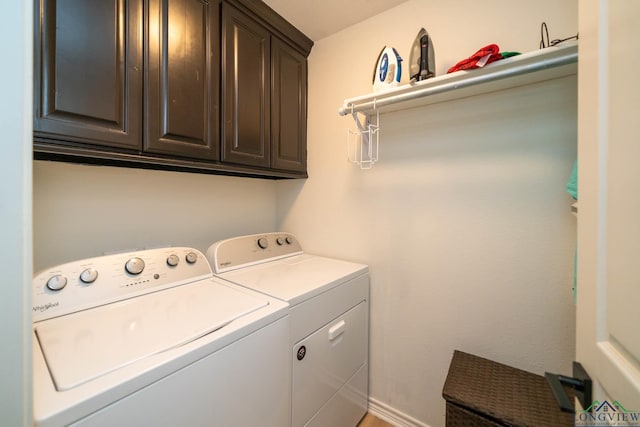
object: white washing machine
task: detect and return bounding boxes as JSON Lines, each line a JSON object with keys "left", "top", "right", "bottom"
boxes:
{"left": 32, "top": 246, "right": 291, "bottom": 427}
{"left": 206, "top": 232, "right": 369, "bottom": 427}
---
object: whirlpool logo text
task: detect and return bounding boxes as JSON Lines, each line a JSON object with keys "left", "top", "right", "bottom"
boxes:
{"left": 33, "top": 302, "right": 60, "bottom": 313}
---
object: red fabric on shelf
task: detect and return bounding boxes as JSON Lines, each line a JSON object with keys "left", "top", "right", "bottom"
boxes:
{"left": 447, "top": 44, "right": 501, "bottom": 73}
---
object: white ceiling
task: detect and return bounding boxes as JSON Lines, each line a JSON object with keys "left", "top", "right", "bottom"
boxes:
{"left": 263, "top": 0, "right": 408, "bottom": 41}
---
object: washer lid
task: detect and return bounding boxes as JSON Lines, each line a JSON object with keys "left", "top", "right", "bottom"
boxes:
{"left": 34, "top": 279, "right": 267, "bottom": 391}
{"left": 219, "top": 254, "right": 368, "bottom": 306}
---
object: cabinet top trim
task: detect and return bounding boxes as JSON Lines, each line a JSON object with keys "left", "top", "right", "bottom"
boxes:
{"left": 225, "top": 0, "right": 313, "bottom": 56}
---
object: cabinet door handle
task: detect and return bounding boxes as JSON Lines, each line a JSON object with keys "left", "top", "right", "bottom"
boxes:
{"left": 198, "top": 0, "right": 209, "bottom": 5}
{"left": 328, "top": 320, "right": 346, "bottom": 341}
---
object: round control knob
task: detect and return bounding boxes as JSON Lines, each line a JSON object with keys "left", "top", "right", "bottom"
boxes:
{"left": 79, "top": 268, "right": 98, "bottom": 284}
{"left": 46, "top": 274, "right": 68, "bottom": 291}
{"left": 257, "top": 237, "right": 269, "bottom": 249}
{"left": 276, "top": 237, "right": 285, "bottom": 246}
{"left": 285, "top": 236, "right": 293, "bottom": 244}
{"left": 166, "top": 254, "right": 180, "bottom": 267}
{"left": 125, "top": 257, "right": 145, "bottom": 275}
{"left": 185, "top": 252, "right": 198, "bottom": 264}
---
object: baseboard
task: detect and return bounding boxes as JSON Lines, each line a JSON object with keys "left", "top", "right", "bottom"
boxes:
{"left": 367, "top": 397, "right": 433, "bottom": 427}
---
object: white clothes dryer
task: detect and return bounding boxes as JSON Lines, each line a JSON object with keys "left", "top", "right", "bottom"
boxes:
{"left": 206, "top": 233, "right": 369, "bottom": 427}
{"left": 32, "top": 246, "right": 290, "bottom": 427}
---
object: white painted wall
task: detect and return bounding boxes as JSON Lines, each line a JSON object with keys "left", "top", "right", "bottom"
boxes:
{"left": 1, "top": 0, "right": 32, "bottom": 425}
{"left": 277, "top": 1, "right": 578, "bottom": 425}
{"left": 33, "top": 161, "right": 278, "bottom": 272}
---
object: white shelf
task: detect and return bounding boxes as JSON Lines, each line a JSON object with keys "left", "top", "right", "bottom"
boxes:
{"left": 338, "top": 42, "right": 578, "bottom": 117}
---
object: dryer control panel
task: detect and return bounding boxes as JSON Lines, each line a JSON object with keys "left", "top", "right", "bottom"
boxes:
{"left": 207, "top": 232, "right": 303, "bottom": 274}
{"left": 32, "top": 247, "right": 212, "bottom": 322}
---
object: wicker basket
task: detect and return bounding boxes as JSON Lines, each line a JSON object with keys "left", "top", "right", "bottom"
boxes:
{"left": 442, "top": 350, "right": 574, "bottom": 427}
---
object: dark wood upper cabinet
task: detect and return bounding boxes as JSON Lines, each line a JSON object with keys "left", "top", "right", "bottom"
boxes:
{"left": 271, "top": 37, "right": 307, "bottom": 172}
{"left": 221, "top": 3, "right": 271, "bottom": 168}
{"left": 145, "top": 0, "right": 220, "bottom": 160}
{"left": 222, "top": 1, "right": 309, "bottom": 173}
{"left": 33, "top": 0, "right": 313, "bottom": 178}
{"left": 34, "top": 0, "right": 142, "bottom": 150}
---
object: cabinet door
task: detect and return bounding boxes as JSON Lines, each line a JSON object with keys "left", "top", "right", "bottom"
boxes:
{"left": 221, "top": 4, "right": 270, "bottom": 168}
{"left": 271, "top": 38, "right": 307, "bottom": 172}
{"left": 145, "top": 0, "right": 220, "bottom": 160}
{"left": 34, "top": 0, "right": 142, "bottom": 150}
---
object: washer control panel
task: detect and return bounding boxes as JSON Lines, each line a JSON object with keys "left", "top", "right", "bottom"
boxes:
{"left": 206, "top": 232, "right": 303, "bottom": 274}
{"left": 32, "top": 247, "right": 212, "bottom": 322}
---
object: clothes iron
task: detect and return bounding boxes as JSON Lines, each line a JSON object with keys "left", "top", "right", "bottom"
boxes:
{"left": 372, "top": 46, "right": 402, "bottom": 92}
{"left": 409, "top": 28, "right": 435, "bottom": 82}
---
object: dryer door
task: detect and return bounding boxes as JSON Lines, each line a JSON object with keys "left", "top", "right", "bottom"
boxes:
{"left": 292, "top": 301, "right": 367, "bottom": 427}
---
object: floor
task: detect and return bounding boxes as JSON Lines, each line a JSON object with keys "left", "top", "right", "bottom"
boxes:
{"left": 358, "top": 412, "right": 395, "bottom": 427}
